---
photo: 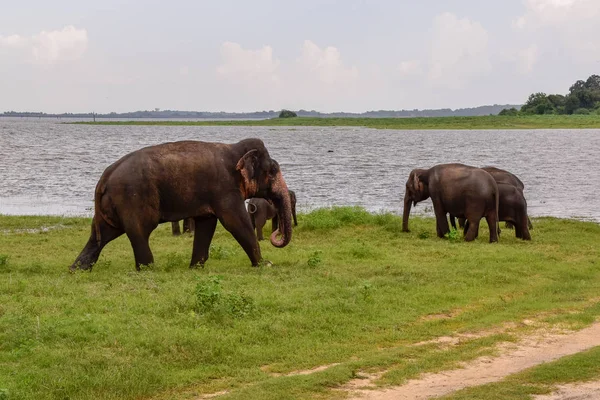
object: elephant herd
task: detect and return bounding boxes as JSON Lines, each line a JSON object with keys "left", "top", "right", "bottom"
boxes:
{"left": 402, "top": 164, "right": 532, "bottom": 243}
{"left": 69, "top": 138, "right": 532, "bottom": 272}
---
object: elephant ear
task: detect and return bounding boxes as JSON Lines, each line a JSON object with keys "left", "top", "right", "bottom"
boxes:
{"left": 236, "top": 149, "right": 259, "bottom": 198}
{"left": 412, "top": 171, "right": 422, "bottom": 192}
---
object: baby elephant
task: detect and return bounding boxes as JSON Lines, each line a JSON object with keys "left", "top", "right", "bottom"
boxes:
{"left": 248, "top": 190, "right": 297, "bottom": 240}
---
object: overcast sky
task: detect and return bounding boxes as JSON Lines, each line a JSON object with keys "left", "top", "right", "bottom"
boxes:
{"left": 1, "top": 0, "right": 599, "bottom": 113}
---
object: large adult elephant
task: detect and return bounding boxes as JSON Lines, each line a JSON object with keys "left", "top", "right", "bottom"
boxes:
{"left": 402, "top": 163, "right": 499, "bottom": 242}
{"left": 70, "top": 138, "right": 293, "bottom": 271}
{"left": 248, "top": 190, "right": 297, "bottom": 241}
{"left": 451, "top": 166, "right": 533, "bottom": 230}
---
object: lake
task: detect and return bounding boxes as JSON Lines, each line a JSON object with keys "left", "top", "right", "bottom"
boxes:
{"left": 1, "top": 117, "right": 599, "bottom": 222}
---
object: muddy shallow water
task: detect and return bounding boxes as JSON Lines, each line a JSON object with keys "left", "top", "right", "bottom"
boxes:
{"left": 1, "top": 118, "right": 599, "bottom": 222}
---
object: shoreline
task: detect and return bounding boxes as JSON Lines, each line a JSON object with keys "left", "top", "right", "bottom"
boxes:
{"left": 67, "top": 115, "right": 600, "bottom": 130}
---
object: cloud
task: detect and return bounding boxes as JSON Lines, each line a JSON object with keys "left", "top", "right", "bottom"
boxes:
{"left": 0, "top": 34, "right": 27, "bottom": 48}
{"left": 297, "top": 40, "right": 358, "bottom": 86}
{"left": 515, "top": 0, "right": 600, "bottom": 64}
{"left": 517, "top": 45, "right": 538, "bottom": 74}
{"left": 428, "top": 12, "right": 491, "bottom": 88}
{"left": 398, "top": 60, "right": 421, "bottom": 78}
{"left": 214, "top": 40, "right": 361, "bottom": 110}
{"left": 216, "top": 41, "right": 280, "bottom": 87}
{"left": 0, "top": 25, "right": 88, "bottom": 64}
{"left": 517, "top": 0, "right": 596, "bottom": 26}
{"left": 32, "top": 26, "right": 88, "bottom": 63}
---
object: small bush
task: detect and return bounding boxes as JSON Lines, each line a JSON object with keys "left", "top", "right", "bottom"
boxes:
{"left": 418, "top": 231, "right": 431, "bottom": 240}
{"left": 0, "top": 254, "right": 9, "bottom": 272}
{"left": 226, "top": 292, "right": 256, "bottom": 318}
{"left": 307, "top": 251, "right": 323, "bottom": 268}
{"left": 359, "top": 281, "right": 374, "bottom": 301}
{"left": 194, "top": 276, "right": 257, "bottom": 319}
{"left": 445, "top": 229, "right": 461, "bottom": 242}
{"left": 279, "top": 109, "right": 297, "bottom": 118}
{"left": 195, "top": 276, "right": 223, "bottom": 314}
{"left": 209, "top": 245, "right": 233, "bottom": 260}
{"left": 163, "top": 252, "right": 186, "bottom": 272}
{"left": 498, "top": 107, "right": 519, "bottom": 116}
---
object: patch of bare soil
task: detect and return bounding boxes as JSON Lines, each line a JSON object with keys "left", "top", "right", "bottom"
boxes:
{"left": 346, "top": 322, "right": 600, "bottom": 400}
{"left": 533, "top": 380, "right": 600, "bottom": 400}
{"left": 261, "top": 363, "right": 341, "bottom": 377}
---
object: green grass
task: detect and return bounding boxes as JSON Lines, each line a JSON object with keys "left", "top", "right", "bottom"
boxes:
{"left": 1, "top": 208, "right": 600, "bottom": 400}
{"left": 71, "top": 114, "right": 600, "bottom": 129}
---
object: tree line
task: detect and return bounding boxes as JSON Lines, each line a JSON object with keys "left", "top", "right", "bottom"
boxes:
{"left": 500, "top": 74, "right": 600, "bottom": 116}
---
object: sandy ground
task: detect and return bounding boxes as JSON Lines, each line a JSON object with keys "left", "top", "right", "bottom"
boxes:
{"left": 345, "top": 322, "right": 600, "bottom": 400}
{"left": 532, "top": 380, "right": 600, "bottom": 400}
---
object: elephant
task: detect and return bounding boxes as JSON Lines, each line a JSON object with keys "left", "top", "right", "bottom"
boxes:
{"left": 69, "top": 138, "right": 293, "bottom": 271}
{"left": 402, "top": 163, "right": 499, "bottom": 242}
{"left": 460, "top": 183, "right": 531, "bottom": 240}
{"left": 450, "top": 166, "right": 533, "bottom": 231}
{"left": 171, "top": 217, "right": 195, "bottom": 235}
{"left": 247, "top": 190, "right": 297, "bottom": 241}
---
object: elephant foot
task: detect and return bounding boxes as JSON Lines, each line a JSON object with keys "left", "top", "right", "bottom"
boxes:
{"left": 256, "top": 259, "right": 273, "bottom": 268}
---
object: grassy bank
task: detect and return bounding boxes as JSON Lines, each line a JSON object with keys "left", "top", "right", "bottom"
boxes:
{"left": 71, "top": 115, "right": 600, "bottom": 129}
{"left": 1, "top": 208, "right": 600, "bottom": 400}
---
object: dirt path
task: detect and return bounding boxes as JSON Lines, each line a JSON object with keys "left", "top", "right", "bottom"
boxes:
{"left": 346, "top": 322, "right": 600, "bottom": 400}
{"left": 533, "top": 380, "right": 600, "bottom": 400}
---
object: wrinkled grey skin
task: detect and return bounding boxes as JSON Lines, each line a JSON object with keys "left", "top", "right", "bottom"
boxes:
{"left": 402, "top": 163, "right": 499, "bottom": 242}
{"left": 70, "top": 138, "right": 292, "bottom": 271}
{"left": 247, "top": 190, "right": 297, "bottom": 241}
{"left": 459, "top": 183, "right": 531, "bottom": 240}
{"left": 450, "top": 166, "right": 532, "bottom": 231}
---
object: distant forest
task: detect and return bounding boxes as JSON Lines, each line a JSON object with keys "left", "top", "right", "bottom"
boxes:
{"left": 1, "top": 104, "right": 520, "bottom": 120}
{"left": 501, "top": 74, "right": 600, "bottom": 116}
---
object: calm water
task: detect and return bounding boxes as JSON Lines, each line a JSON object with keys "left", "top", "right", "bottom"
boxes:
{"left": 1, "top": 118, "right": 599, "bottom": 222}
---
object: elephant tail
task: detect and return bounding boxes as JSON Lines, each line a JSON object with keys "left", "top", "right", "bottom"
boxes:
{"left": 93, "top": 178, "right": 120, "bottom": 245}
{"left": 494, "top": 184, "right": 500, "bottom": 238}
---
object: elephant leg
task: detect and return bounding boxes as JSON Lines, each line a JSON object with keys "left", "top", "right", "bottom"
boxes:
{"left": 70, "top": 216, "right": 124, "bottom": 271}
{"left": 171, "top": 221, "right": 182, "bottom": 236}
{"left": 292, "top": 206, "right": 298, "bottom": 226}
{"left": 255, "top": 214, "right": 266, "bottom": 241}
{"left": 433, "top": 205, "right": 450, "bottom": 238}
{"left": 218, "top": 207, "right": 262, "bottom": 266}
{"left": 458, "top": 218, "right": 466, "bottom": 229}
{"left": 463, "top": 220, "right": 470, "bottom": 236}
{"left": 518, "top": 214, "right": 532, "bottom": 241}
{"left": 123, "top": 217, "right": 157, "bottom": 270}
{"left": 449, "top": 215, "right": 457, "bottom": 230}
{"left": 190, "top": 216, "right": 218, "bottom": 267}
{"left": 485, "top": 211, "right": 499, "bottom": 243}
{"left": 183, "top": 217, "right": 195, "bottom": 233}
{"left": 464, "top": 217, "right": 481, "bottom": 242}
{"left": 271, "top": 214, "right": 279, "bottom": 233}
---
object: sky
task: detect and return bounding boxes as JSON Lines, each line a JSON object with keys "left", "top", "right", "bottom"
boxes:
{"left": 1, "top": 0, "right": 599, "bottom": 113}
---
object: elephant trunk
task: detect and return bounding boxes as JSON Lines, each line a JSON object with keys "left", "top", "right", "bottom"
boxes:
{"left": 402, "top": 193, "right": 412, "bottom": 232}
{"left": 269, "top": 171, "right": 293, "bottom": 248}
